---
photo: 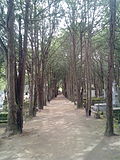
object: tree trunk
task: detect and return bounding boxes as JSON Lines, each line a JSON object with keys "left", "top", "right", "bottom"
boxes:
{"left": 16, "top": 0, "right": 30, "bottom": 133}
{"left": 105, "top": 0, "right": 116, "bottom": 136}
{"left": 7, "top": 0, "right": 18, "bottom": 135}
{"left": 29, "top": 11, "right": 35, "bottom": 117}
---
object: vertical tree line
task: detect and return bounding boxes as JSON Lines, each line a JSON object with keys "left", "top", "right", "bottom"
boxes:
{"left": 0, "top": 0, "right": 119, "bottom": 137}
{"left": 5, "top": 0, "right": 62, "bottom": 135}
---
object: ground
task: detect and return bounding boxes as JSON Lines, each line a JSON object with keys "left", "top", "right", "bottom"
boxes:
{"left": 0, "top": 95, "right": 120, "bottom": 160}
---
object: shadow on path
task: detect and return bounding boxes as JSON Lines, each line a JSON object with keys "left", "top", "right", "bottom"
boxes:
{"left": 0, "top": 95, "right": 119, "bottom": 160}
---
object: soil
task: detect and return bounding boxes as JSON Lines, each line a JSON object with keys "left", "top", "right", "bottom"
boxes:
{"left": 0, "top": 95, "right": 120, "bottom": 160}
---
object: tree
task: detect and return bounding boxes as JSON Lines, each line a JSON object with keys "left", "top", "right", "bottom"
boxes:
{"left": 7, "top": 0, "right": 18, "bottom": 135}
{"left": 0, "top": 0, "right": 119, "bottom": 136}
{"left": 105, "top": 0, "right": 116, "bottom": 136}
{"left": 6, "top": 0, "right": 30, "bottom": 134}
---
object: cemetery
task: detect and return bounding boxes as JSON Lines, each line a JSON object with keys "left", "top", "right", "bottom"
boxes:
{"left": 0, "top": 0, "right": 120, "bottom": 160}
{"left": 91, "top": 82, "right": 120, "bottom": 121}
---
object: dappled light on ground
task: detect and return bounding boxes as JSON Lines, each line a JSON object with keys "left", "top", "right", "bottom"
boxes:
{"left": 0, "top": 95, "right": 120, "bottom": 160}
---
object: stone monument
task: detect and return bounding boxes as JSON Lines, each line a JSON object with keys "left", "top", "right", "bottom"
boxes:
{"left": 112, "top": 81, "right": 120, "bottom": 107}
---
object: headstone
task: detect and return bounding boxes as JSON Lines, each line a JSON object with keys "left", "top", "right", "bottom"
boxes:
{"left": 91, "top": 89, "right": 96, "bottom": 97}
{"left": 103, "top": 89, "right": 106, "bottom": 98}
{"left": 0, "top": 91, "right": 5, "bottom": 110}
{"left": 112, "top": 81, "right": 120, "bottom": 107}
{"left": 24, "top": 85, "right": 29, "bottom": 100}
{"left": 91, "top": 84, "right": 96, "bottom": 97}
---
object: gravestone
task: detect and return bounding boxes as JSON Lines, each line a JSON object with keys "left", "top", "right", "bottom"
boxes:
{"left": 112, "top": 81, "right": 120, "bottom": 107}
{"left": 0, "top": 91, "right": 5, "bottom": 110}
{"left": 91, "top": 84, "right": 96, "bottom": 97}
{"left": 103, "top": 82, "right": 120, "bottom": 107}
{"left": 91, "top": 89, "right": 96, "bottom": 97}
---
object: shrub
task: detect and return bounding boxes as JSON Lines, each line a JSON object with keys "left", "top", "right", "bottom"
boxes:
{"left": 0, "top": 112, "right": 8, "bottom": 123}
{"left": 91, "top": 97, "right": 105, "bottom": 105}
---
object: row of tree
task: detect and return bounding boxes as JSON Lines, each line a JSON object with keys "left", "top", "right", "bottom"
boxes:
{"left": 0, "top": 0, "right": 119, "bottom": 136}
{"left": 49, "top": 0, "right": 118, "bottom": 136}
{"left": 0, "top": 0, "right": 62, "bottom": 134}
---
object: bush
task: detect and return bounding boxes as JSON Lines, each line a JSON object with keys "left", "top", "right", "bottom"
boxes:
{"left": 83, "top": 97, "right": 105, "bottom": 106}
{"left": 0, "top": 112, "right": 8, "bottom": 123}
{"left": 91, "top": 97, "right": 105, "bottom": 105}
{"left": 113, "top": 110, "right": 120, "bottom": 122}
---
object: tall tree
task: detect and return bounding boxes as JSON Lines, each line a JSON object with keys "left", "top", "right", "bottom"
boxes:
{"left": 16, "top": 0, "right": 30, "bottom": 133}
{"left": 7, "top": 0, "right": 18, "bottom": 135}
{"left": 105, "top": 0, "right": 116, "bottom": 136}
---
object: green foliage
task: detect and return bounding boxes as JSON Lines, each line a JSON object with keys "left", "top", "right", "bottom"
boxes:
{"left": 91, "top": 97, "right": 105, "bottom": 105}
{"left": 47, "top": 34, "right": 68, "bottom": 82}
{"left": 0, "top": 112, "right": 8, "bottom": 123}
{"left": 0, "top": 79, "right": 6, "bottom": 90}
{"left": 113, "top": 110, "right": 120, "bottom": 122}
{"left": 0, "top": 61, "right": 6, "bottom": 90}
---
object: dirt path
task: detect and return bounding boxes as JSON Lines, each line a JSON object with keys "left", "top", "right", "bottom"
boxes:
{"left": 0, "top": 95, "right": 120, "bottom": 160}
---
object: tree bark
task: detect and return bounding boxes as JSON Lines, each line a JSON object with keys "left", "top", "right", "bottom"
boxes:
{"left": 7, "top": 0, "right": 18, "bottom": 135}
{"left": 105, "top": 0, "right": 116, "bottom": 136}
{"left": 16, "top": 0, "right": 30, "bottom": 133}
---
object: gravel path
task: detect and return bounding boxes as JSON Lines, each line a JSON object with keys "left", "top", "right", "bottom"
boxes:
{"left": 0, "top": 95, "right": 120, "bottom": 160}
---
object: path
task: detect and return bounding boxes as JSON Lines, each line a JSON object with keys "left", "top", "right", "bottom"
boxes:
{"left": 0, "top": 95, "right": 120, "bottom": 160}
